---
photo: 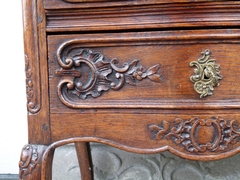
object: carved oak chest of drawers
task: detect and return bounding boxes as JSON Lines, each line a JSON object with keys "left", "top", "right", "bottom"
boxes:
{"left": 19, "top": 1, "right": 240, "bottom": 179}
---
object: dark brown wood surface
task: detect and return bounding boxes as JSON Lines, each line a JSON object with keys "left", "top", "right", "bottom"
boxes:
{"left": 20, "top": 0, "right": 240, "bottom": 179}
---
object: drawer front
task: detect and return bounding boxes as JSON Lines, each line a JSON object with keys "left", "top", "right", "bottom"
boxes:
{"left": 44, "top": 1, "right": 240, "bottom": 32}
{"left": 48, "top": 29, "right": 240, "bottom": 112}
{"left": 50, "top": 112, "right": 240, "bottom": 160}
{"left": 44, "top": 0, "right": 211, "bottom": 9}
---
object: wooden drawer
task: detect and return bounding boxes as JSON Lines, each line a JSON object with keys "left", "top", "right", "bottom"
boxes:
{"left": 44, "top": 1, "right": 240, "bottom": 32}
{"left": 48, "top": 29, "right": 240, "bottom": 160}
{"left": 48, "top": 29, "right": 240, "bottom": 111}
{"left": 44, "top": 0, "right": 213, "bottom": 9}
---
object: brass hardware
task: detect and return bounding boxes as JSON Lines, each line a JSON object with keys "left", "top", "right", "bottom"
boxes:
{"left": 190, "top": 50, "right": 222, "bottom": 98}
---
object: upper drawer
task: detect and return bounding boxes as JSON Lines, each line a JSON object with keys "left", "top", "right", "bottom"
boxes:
{"left": 45, "top": 1, "right": 240, "bottom": 32}
{"left": 44, "top": 0, "right": 217, "bottom": 9}
{"left": 48, "top": 29, "right": 240, "bottom": 113}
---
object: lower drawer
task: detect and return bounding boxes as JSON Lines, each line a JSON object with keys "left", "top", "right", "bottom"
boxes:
{"left": 50, "top": 111, "right": 240, "bottom": 160}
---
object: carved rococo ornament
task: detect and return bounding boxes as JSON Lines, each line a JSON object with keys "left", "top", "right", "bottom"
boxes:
{"left": 56, "top": 48, "right": 164, "bottom": 100}
{"left": 190, "top": 49, "right": 222, "bottom": 98}
{"left": 149, "top": 117, "right": 240, "bottom": 153}
{"left": 19, "top": 144, "right": 38, "bottom": 179}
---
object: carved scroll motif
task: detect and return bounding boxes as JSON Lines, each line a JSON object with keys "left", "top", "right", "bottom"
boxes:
{"left": 149, "top": 117, "right": 240, "bottom": 152}
{"left": 19, "top": 145, "right": 38, "bottom": 179}
{"left": 56, "top": 48, "right": 164, "bottom": 100}
{"left": 190, "top": 49, "right": 222, "bottom": 98}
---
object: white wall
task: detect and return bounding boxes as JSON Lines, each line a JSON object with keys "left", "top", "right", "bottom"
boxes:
{"left": 0, "top": 1, "right": 28, "bottom": 174}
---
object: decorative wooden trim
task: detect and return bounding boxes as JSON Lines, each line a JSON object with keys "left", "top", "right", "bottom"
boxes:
{"left": 149, "top": 117, "right": 240, "bottom": 153}
{"left": 19, "top": 145, "right": 38, "bottom": 179}
{"left": 25, "top": 54, "right": 41, "bottom": 113}
{"left": 23, "top": 0, "right": 42, "bottom": 114}
{"left": 56, "top": 48, "right": 163, "bottom": 105}
{"left": 19, "top": 144, "right": 54, "bottom": 180}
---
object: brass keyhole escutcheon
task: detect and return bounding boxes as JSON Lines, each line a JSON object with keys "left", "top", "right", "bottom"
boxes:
{"left": 190, "top": 50, "right": 223, "bottom": 98}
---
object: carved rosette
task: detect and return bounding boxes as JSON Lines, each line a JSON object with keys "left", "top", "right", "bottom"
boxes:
{"left": 190, "top": 50, "right": 222, "bottom": 98}
{"left": 149, "top": 117, "right": 240, "bottom": 153}
{"left": 19, "top": 145, "right": 38, "bottom": 179}
{"left": 56, "top": 48, "right": 164, "bottom": 101}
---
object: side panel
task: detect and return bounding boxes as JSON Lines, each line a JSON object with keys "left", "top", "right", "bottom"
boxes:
{"left": 22, "top": 0, "right": 50, "bottom": 144}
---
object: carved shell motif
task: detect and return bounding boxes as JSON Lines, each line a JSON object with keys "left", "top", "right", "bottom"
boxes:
{"left": 56, "top": 48, "right": 164, "bottom": 100}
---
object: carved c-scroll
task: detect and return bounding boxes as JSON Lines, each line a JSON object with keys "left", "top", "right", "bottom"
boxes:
{"left": 149, "top": 117, "right": 240, "bottom": 153}
{"left": 56, "top": 48, "right": 164, "bottom": 105}
{"left": 19, "top": 144, "right": 38, "bottom": 179}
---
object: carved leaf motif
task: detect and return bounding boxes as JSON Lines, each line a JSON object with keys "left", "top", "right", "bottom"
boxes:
{"left": 25, "top": 54, "right": 40, "bottom": 113}
{"left": 149, "top": 121, "right": 170, "bottom": 140}
{"left": 149, "top": 125, "right": 162, "bottom": 132}
{"left": 125, "top": 75, "right": 137, "bottom": 86}
{"left": 146, "top": 64, "right": 160, "bottom": 76}
{"left": 156, "top": 130, "right": 167, "bottom": 140}
{"left": 148, "top": 74, "right": 163, "bottom": 83}
{"left": 162, "top": 120, "right": 170, "bottom": 131}
{"left": 126, "top": 60, "right": 139, "bottom": 74}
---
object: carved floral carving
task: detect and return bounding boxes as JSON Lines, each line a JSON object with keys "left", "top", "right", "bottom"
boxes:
{"left": 149, "top": 117, "right": 240, "bottom": 152}
{"left": 56, "top": 48, "right": 164, "bottom": 100}
{"left": 190, "top": 49, "right": 222, "bottom": 98}
{"left": 19, "top": 144, "right": 38, "bottom": 178}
